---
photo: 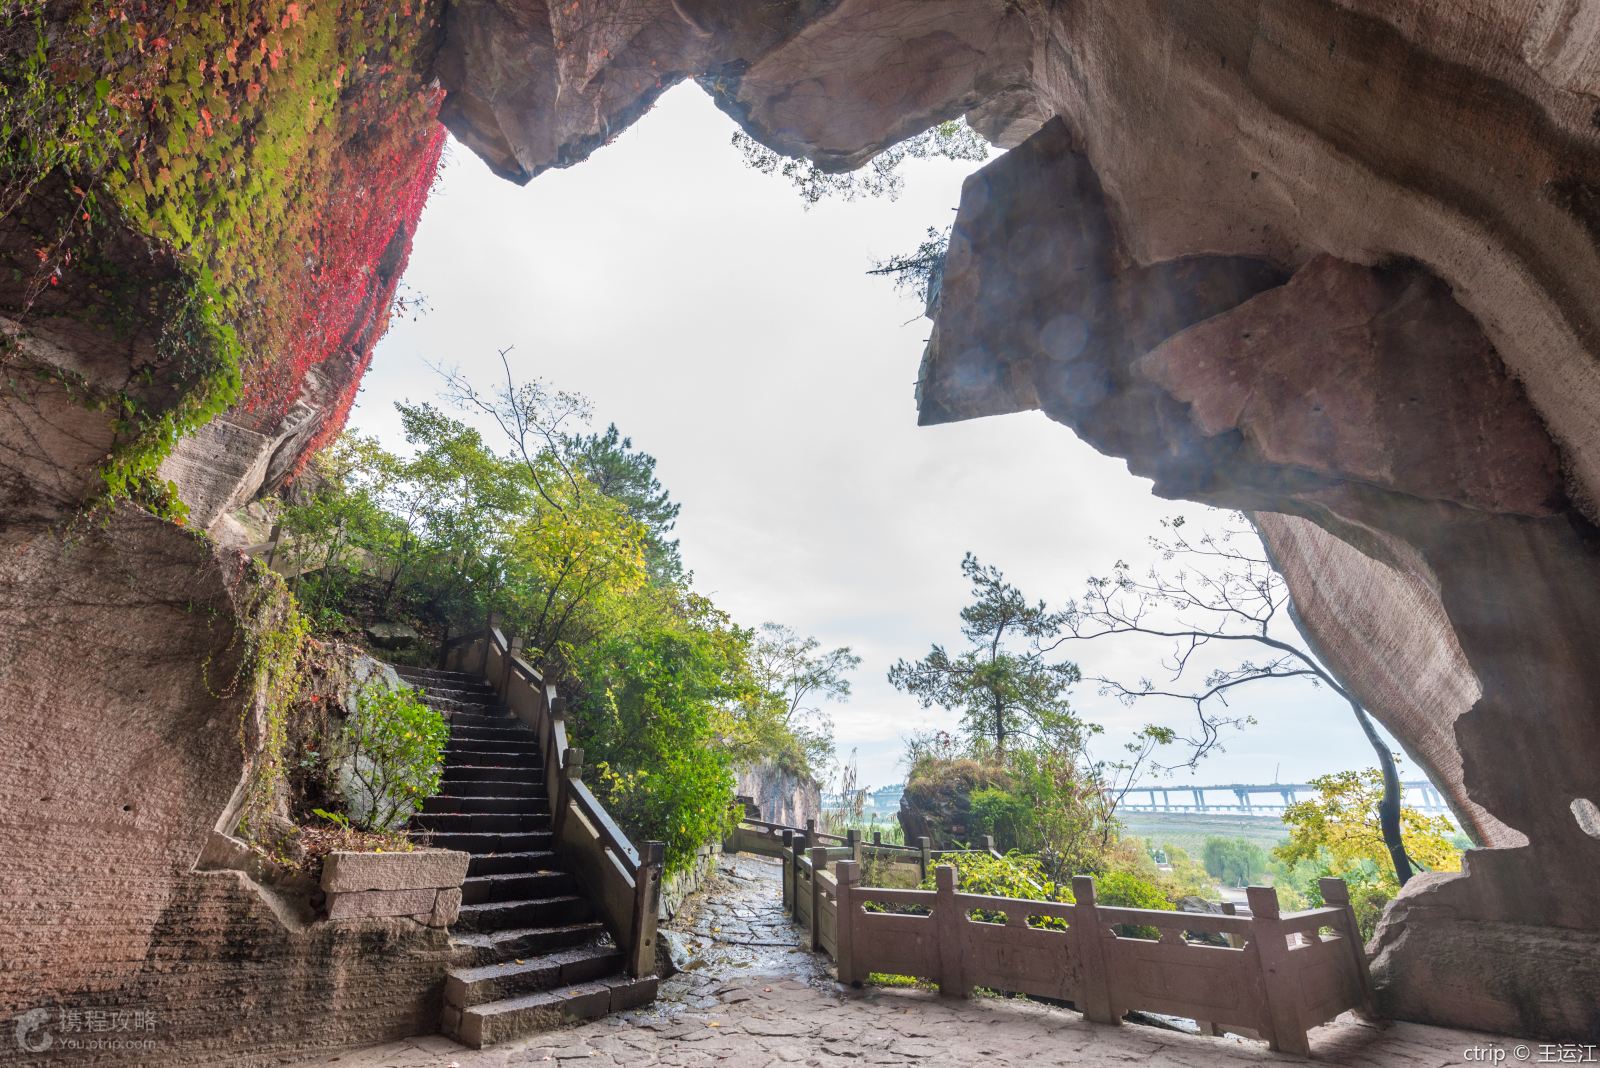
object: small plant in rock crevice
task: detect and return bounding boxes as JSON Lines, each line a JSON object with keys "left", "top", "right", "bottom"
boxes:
{"left": 338, "top": 682, "right": 446, "bottom": 832}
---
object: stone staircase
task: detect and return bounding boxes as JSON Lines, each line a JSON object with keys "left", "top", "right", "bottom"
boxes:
{"left": 394, "top": 665, "right": 657, "bottom": 1048}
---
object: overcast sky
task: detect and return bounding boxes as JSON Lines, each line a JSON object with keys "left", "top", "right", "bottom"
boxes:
{"left": 353, "top": 85, "right": 1398, "bottom": 793}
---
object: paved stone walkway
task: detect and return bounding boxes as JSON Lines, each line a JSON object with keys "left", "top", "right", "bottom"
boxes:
{"left": 301, "top": 855, "right": 1513, "bottom": 1068}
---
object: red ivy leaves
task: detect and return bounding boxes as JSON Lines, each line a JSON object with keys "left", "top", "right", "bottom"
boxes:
{"left": 240, "top": 91, "right": 445, "bottom": 474}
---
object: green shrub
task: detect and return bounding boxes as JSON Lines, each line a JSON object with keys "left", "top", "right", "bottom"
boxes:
{"left": 921, "top": 852, "right": 1071, "bottom": 929}
{"left": 341, "top": 683, "right": 447, "bottom": 831}
{"left": 1094, "top": 868, "right": 1176, "bottom": 939}
{"left": 578, "top": 625, "right": 740, "bottom": 873}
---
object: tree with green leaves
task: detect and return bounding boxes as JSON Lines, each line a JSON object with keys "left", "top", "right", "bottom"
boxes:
{"left": 889, "top": 553, "right": 1083, "bottom": 756}
{"left": 1275, "top": 767, "right": 1462, "bottom": 936}
{"left": 1202, "top": 837, "right": 1269, "bottom": 887}
{"left": 868, "top": 225, "right": 950, "bottom": 305}
{"left": 564, "top": 422, "right": 683, "bottom": 582}
{"left": 745, "top": 622, "right": 858, "bottom": 777}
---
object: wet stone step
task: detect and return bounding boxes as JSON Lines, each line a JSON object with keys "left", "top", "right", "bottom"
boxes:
{"left": 419, "top": 830, "right": 553, "bottom": 854}
{"left": 464, "top": 850, "right": 561, "bottom": 878}
{"left": 442, "top": 765, "right": 543, "bottom": 783}
{"left": 452, "top": 921, "right": 611, "bottom": 966}
{"left": 453, "top": 894, "right": 592, "bottom": 934}
{"left": 413, "top": 812, "right": 551, "bottom": 834}
{"left": 461, "top": 869, "right": 579, "bottom": 905}
{"left": 421, "top": 794, "right": 549, "bottom": 815}
{"left": 444, "top": 944, "right": 623, "bottom": 1008}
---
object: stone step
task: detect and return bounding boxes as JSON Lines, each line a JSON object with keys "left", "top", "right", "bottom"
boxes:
{"left": 421, "top": 830, "right": 553, "bottom": 854}
{"left": 425, "top": 695, "right": 499, "bottom": 716}
{"left": 413, "top": 811, "right": 551, "bottom": 835}
{"left": 421, "top": 794, "right": 549, "bottom": 816}
{"left": 453, "top": 921, "right": 608, "bottom": 963}
{"left": 447, "top": 737, "right": 538, "bottom": 754}
{"left": 465, "top": 850, "right": 560, "bottom": 878}
{"left": 461, "top": 870, "right": 576, "bottom": 906}
{"left": 442, "top": 779, "right": 545, "bottom": 800}
{"left": 394, "top": 666, "right": 491, "bottom": 687}
{"left": 449, "top": 975, "right": 658, "bottom": 1049}
{"left": 419, "top": 685, "right": 499, "bottom": 705}
{"left": 450, "top": 724, "right": 538, "bottom": 743}
{"left": 454, "top": 894, "right": 591, "bottom": 934}
{"left": 444, "top": 944, "right": 623, "bottom": 1009}
{"left": 442, "top": 749, "right": 537, "bottom": 768}
{"left": 443, "top": 764, "right": 543, "bottom": 784}
{"left": 448, "top": 714, "right": 521, "bottom": 732}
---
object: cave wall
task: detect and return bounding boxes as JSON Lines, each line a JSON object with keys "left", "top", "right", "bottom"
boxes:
{"left": 430, "top": 0, "right": 1600, "bottom": 1041}
{"left": 0, "top": 197, "right": 455, "bottom": 1064}
{"left": 0, "top": 510, "right": 458, "bottom": 1065}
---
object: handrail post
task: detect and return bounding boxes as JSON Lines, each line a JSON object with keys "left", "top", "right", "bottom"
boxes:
{"left": 629, "top": 841, "right": 665, "bottom": 977}
{"left": 478, "top": 616, "right": 495, "bottom": 675}
{"left": 846, "top": 828, "right": 861, "bottom": 865}
{"left": 501, "top": 635, "right": 523, "bottom": 696}
{"left": 1247, "top": 885, "right": 1309, "bottom": 1055}
{"left": 918, "top": 836, "right": 931, "bottom": 882}
{"left": 934, "top": 865, "right": 968, "bottom": 998}
{"left": 781, "top": 830, "right": 794, "bottom": 911}
{"left": 789, "top": 832, "right": 808, "bottom": 917}
{"left": 809, "top": 846, "right": 828, "bottom": 952}
{"left": 553, "top": 746, "right": 583, "bottom": 841}
{"left": 1072, "top": 876, "right": 1118, "bottom": 1026}
{"left": 835, "top": 858, "right": 860, "bottom": 986}
{"left": 1319, "top": 876, "right": 1378, "bottom": 1017}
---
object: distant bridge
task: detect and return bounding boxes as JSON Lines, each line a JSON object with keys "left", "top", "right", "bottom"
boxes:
{"left": 1117, "top": 780, "right": 1453, "bottom": 815}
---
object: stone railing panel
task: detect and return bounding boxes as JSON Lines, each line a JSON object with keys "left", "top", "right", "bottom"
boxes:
{"left": 770, "top": 838, "right": 1377, "bottom": 1057}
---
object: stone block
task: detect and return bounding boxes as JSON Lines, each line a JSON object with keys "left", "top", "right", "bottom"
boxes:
{"left": 429, "top": 887, "right": 462, "bottom": 928}
{"left": 321, "top": 849, "right": 470, "bottom": 893}
{"left": 326, "top": 888, "right": 439, "bottom": 921}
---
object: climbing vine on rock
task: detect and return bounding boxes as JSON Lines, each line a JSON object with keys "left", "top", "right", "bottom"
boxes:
{"left": 0, "top": 0, "right": 446, "bottom": 513}
{"left": 223, "top": 562, "right": 313, "bottom": 839}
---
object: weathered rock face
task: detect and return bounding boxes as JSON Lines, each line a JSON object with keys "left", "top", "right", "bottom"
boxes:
{"left": 433, "top": 0, "right": 1600, "bottom": 1041}
{"left": 736, "top": 762, "right": 821, "bottom": 828}
{"left": 0, "top": 512, "right": 460, "bottom": 1064}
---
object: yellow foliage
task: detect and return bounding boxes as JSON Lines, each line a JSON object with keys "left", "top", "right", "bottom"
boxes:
{"left": 1276, "top": 767, "right": 1461, "bottom": 894}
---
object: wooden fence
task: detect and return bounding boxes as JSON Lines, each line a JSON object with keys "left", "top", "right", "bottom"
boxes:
{"left": 447, "top": 628, "right": 664, "bottom": 978}
{"left": 767, "top": 833, "right": 1376, "bottom": 1057}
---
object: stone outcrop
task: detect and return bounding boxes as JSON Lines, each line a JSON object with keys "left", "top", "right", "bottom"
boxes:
{"left": 736, "top": 762, "right": 821, "bottom": 828}
{"left": 430, "top": 0, "right": 1600, "bottom": 1042}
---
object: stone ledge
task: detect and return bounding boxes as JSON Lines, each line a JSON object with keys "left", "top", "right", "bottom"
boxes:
{"left": 325, "top": 886, "right": 463, "bottom": 927}
{"left": 321, "top": 848, "right": 470, "bottom": 893}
